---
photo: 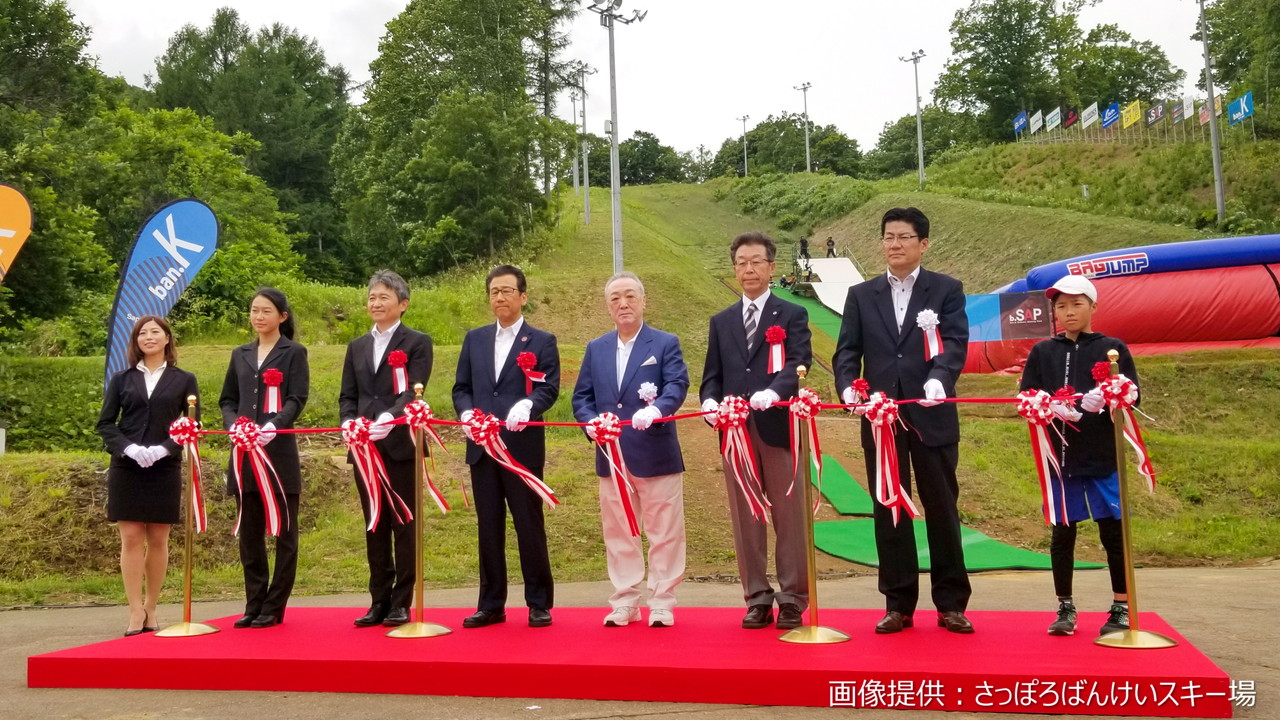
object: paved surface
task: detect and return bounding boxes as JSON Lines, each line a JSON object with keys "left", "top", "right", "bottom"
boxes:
{"left": 3, "top": 566, "right": 1275, "bottom": 719}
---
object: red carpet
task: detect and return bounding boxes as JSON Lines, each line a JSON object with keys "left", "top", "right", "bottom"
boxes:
{"left": 28, "top": 607, "right": 1230, "bottom": 716}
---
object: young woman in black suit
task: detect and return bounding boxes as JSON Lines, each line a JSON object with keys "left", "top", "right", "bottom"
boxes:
{"left": 97, "top": 315, "right": 200, "bottom": 636}
{"left": 218, "top": 287, "right": 310, "bottom": 629}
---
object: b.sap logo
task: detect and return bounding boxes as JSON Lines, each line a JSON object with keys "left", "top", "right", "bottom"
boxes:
{"left": 1067, "top": 253, "right": 1150, "bottom": 279}
{"left": 1008, "top": 306, "right": 1044, "bottom": 324}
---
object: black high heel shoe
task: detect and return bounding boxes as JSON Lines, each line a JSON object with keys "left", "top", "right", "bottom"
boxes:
{"left": 125, "top": 608, "right": 147, "bottom": 636}
{"left": 143, "top": 608, "right": 158, "bottom": 633}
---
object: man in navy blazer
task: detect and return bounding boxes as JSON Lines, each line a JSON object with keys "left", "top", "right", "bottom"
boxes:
{"left": 833, "top": 207, "right": 974, "bottom": 634}
{"left": 572, "top": 272, "right": 690, "bottom": 628}
{"left": 453, "top": 265, "right": 560, "bottom": 628}
{"left": 700, "top": 231, "right": 813, "bottom": 631}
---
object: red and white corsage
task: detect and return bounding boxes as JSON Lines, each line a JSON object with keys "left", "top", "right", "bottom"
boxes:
{"left": 516, "top": 351, "right": 545, "bottom": 395}
{"left": 387, "top": 349, "right": 408, "bottom": 394}
{"left": 262, "top": 368, "right": 283, "bottom": 413}
{"left": 917, "top": 309, "right": 942, "bottom": 361}
{"left": 764, "top": 325, "right": 786, "bottom": 373}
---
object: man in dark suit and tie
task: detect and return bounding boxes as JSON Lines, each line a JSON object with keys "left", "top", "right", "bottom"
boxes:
{"left": 339, "top": 270, "right": 434, "bottom": 628}
{"left": 700, "top": 231, "right": 813, "bottom": 630}
{"left": 572, "top": 271, "right": 690, "bottom": 628}
{"left": 453, "top": 264, "right": 560, "bottom": 628}
{"left": 832, "top": 207, "right": 974, "bottom": 634}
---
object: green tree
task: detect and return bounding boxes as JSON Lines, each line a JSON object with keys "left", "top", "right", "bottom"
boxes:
{"left": 0, "top": 0, "right": 98, "bottom": 120}
{"left": 528, "top": 0, "right": 578, "bottom": 198}
{"left": 150, "top": 8, "right": 352, "bottom": 282}
{"left": 1073, "top": 24, "right": 1184, "bottom": 105}
{"left": 864, "top": 106, "right": 982, "bottom": 179}
{"left": 709, "top": 113, "right": 861, "bottom": 177}
{"left": 617, "top": 130, "right": 686, "bottom": 185}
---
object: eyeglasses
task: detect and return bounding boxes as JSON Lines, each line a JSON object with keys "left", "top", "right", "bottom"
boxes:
{"left": 733, "top": 259, "right": 771, "bottom": 270}
{"left": 881, "top": 234, "right": 920, "bottom": 246}
{"left": 488, "top": 287, "right": 520, "bottom": 298}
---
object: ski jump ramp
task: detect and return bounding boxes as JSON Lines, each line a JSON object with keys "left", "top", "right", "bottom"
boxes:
{"left": 796, "top": 257, "right": 862, "bottom": 313}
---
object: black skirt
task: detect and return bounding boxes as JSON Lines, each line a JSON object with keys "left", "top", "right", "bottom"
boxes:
{"left": 106, "top": 459, "right": 182, "bottom": 524}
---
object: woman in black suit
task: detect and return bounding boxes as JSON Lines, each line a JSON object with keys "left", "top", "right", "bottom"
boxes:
{"left": 97, "top": 315, "right": 200, "bottom": 636}
{"left": 218, "top": 287, "right": 309, "bottom": 629}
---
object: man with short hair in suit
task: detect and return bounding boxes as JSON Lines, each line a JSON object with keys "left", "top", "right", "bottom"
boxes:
{"left": 339, "top": 270, "right": 434, "bottom": 628}
{"left": 700, "top": 231, "right": 813, "bottom": 630}
{"left": 572, "top": 271, "right": 690, "bottom": 628}
{"left": 453, "top": 264, "right": 560, "bottom": 628}
{"left": 832, "top": 206, "right": 974, "bottom": 634}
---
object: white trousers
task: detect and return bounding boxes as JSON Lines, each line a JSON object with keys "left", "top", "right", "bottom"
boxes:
{"left": 598, "top": 470, "right": 686, "bottom": 610}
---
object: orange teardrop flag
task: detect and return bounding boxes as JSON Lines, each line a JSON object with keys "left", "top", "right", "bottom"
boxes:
{"left": 0, "top": 183, "right": 34, "bottom": 284}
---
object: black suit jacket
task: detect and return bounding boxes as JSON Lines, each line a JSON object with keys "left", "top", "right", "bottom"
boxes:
{"left": 97, "top": 365, "right": 200, "bottom": 473}
{"left": 452, "top": 320, "right": 560, "bottom": 468}
{"left": 218, "top": 336, "right": 310, "bottom": 493}
{"left": 833, "top": 268, "right": 969, "bottom": 447}
{"left": 338, "top": 323, "right": 434, "bottom": 462}
{"left": 699, "top": 292, "right": 812, "bottom": 448}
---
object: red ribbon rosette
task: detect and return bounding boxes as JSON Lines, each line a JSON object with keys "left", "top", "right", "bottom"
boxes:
{"left": 1016, "top": 389, "right": 1068, "bottom": 525}
{"left": 1095, "top": 369, "right": 1156, "bottom": 491}
{"left": 715, "top": 395, "right": 770, "bottom": 523}
{"left": 864, "top": 393, "right": 919, "bottom": 526}
{"left": 764, "top": 325, "right": 786, "bottom": 374}
{"left": 850, "top": 378, "right": 870, "bottom": 403}
{"left": 402, "top": 399, "right": 457, "bottom": 512}
{"left": 344, "top": 416, "right": 412, "bottom": 531}
{"left": 516, "top": 351, "right": 546, "bottom": 395}
{"left": 787, "top": 388, "right": 824, "bottom": 513}
{"left": 262, "top": 367, "right": 283, "bottom": 414}
{"left": 387, "top": 349, "right": 408, "bottom": 394}
{"left": 590, "top": 412, "right": 639, "bottom": 537}
{"left": 468, "top": 410, "right": 559, "bottom": 507}
{"left": 229, "top": 417, "right": 288, "bottom": 537}
{"left": 168, "top": 416, "right": 208, "bottom": 533}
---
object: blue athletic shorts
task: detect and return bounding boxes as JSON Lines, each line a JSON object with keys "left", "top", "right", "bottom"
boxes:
{"left": 1050, "top": 471, "right": 1121, "bottom": 523}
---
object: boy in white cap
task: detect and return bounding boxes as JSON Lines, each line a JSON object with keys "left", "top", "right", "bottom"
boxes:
{"left": 1018, "top": 274, "right": 1140, "bottom": 637}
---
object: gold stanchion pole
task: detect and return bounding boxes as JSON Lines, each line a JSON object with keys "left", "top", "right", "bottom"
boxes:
{"left": 780, "top": 365, "right": 850, "bottom": 644}
{"left": 156, "top": 395, "right": 219, "bottom": 637}
{"left": 1095, "top": 350, "right": 1176, "bottom": 650}
{"left": 388, "top": 383, "right": 451, "bottom": 638}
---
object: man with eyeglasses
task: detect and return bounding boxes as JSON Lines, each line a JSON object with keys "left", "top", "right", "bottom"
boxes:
{"left": 833, "top": 207, "right": 973, "bottom": 635}
{"left": 700, "top": 231, "right": 813, "bottom": 630}
{"left": 453, "top": 264, "right": 560, "bottom": 628}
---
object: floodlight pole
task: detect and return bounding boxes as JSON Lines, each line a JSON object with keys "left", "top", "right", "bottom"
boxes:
{"left": 901, "top": 49, "right": 927, "bottom": 191}
{"left": 1198, "top": 0, "right": 1226, "bottom": 223}
{"left": 794, "top": 82, "right": 812, "bottom": 172}
{"left": 736, "top": 115, "right": 750, "bottom": 177}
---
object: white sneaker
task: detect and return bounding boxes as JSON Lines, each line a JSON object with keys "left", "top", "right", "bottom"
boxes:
{"left": 603, "top": 607, "right": 640, "bottom": 627}
{"left": 648, "top": 608, "right": 674, "bottom": 627}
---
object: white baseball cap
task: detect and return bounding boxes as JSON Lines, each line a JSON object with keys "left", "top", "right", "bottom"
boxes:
{"left": 1045, "top": 274, "right": 1098, "bottom": 302}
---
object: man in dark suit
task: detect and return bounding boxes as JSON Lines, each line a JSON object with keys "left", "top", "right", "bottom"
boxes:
{"left": 700, "top": 231, "right": 813, "bottom": 630}
{"left": 339, "top": 270, "right": 434, "bottom": 628}
{"left": 572, "top": 271, "right": 690, "bottom": 628}
{"left": 832, "top": 206, "right": 974, "bottom": 634}
{"left": 453, "top": 265, "right": 560, "bottom": 628}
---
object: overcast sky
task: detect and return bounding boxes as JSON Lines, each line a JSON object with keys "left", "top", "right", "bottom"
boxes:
{"left": 67, "top": 0, "right": 1212, "bottom": 153}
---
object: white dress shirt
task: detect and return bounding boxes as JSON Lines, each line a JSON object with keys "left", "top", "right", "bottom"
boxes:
{"left": 371, "top": 321, "right": 401, "bottom": 369}
{"left": 887, "top": 266, "right": 921, "bottom": 332}
{"left": 741, "top": 289, "right": 772, "bottom": 325}
{"left": 494, "top": 316, "right": 525, "bottom": 381}
{"left": 616, "top": 330, "right": 639, "bottom": 391}
{"left": 135, "top": 361, "right": 167, "bottom": 398}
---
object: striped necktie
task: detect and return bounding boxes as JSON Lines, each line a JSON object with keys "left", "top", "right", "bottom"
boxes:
{"left": 745, "top": 302, "right": 758, "bottom": 352}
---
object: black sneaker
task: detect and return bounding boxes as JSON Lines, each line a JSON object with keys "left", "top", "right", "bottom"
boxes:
{"left": 1047, "top": 601, "right": 1077, "bottom": 636}
{"left": 1099, "top": 602, "right": 1129, "bottom": 635}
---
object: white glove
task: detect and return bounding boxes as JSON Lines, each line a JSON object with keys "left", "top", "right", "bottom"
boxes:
{"left": 505, "top": 400, "right": 532, "bottom": 432}
{"left": 842, "top": 386, "right": 857, "bottom": 405}
{"left": 584, "top": 423, "right": 599, "bottom": 440}
{"left": 460, "top": 410, "right": 475, "bottom": 441}
{"left": 701, "top": 398, "right": 719, "bottom": 426}
{"left": 632, "top": 405, "right": 662, "bottom": 431}
{"left": 749, "top": 389, "right": 780, "bottom": 412}
{"left": 918, "top": 378, "right": 946, "bottom": 407}
{"left": 1050, "top": 402, "right": 1082, "bottom": 423}
{"left": 257, "top": 422, "right": 277, "bottom": 446}
{"left": 369, "top": 412, "right": 395, "bottom": 441}
{"left": 1081, "top": 388, "right": 1106, "bottom": 413}
{"left": 124, "top": 444, "right": 154, "bottom": 468}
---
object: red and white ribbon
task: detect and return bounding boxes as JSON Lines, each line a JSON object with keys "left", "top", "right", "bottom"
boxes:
{"left": 469, "top": 411, "right": 559, "bottom": 507}
{"left": 788, "top": 388, "right": 824, "bottom": 513}
{"left": 403, "top": 399, "right": 453, "bottom": 514}
{"left": 917, "top": 309, "right": 943, "bottom": 361}
{"left": 387, "top": 349, "right": 408, "bottom": 394}
{"left": 229, "top": 417, "right": 288, "bottom": 537}
{"left": 864, "top": 393, "right": 919, "bottom": 526}
{"left": 1016, "top": 389, "right": 1068, "bottom": 525}
{"left": 590, "top": 412, "right": 639, "bottom": 537}
{"left": 715, "top": 395, "right": 770, "bottom": 523}
{"left": 765, "top": 325, "right": 786, "bottom": 374}
{"left": 1094, "top": 365, "right": 1156, "bottom": 492}
{"left": 344, "top": 417, "right": 412, "bottom": 531}
{"left": 168, "top": 416, "right": 207, "bottom": 533}
{"left": 849, "top": 378, "right": 870, "bottom": 405}
{"left": 516, "top": 351, "right": 546, "bottom": 395}
{"left": 262, "top": 368, "right": 283, "bottom": 414}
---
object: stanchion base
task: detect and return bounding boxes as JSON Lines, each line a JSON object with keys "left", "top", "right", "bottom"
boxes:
{"left": 1095, "top": 629, "right": 1178, "bottom": 649}
{"left": 154, "top": 622, "right": 220, "bottom": 638}
{"left": 386, "top": 621, "right": 452, "bottom": 639}
{"left": 778, "top": 625, "right": 851, "bottom": 644}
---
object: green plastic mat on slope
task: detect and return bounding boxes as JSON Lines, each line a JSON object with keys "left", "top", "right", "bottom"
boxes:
{"left": 814, "top": 518, "right": 1105, "bottom": 571}
{"left": 777, "top": 288, "right": 843, "bottom": 340}
{"left": 812, "top": 455, "right": 874, "bottom": 516}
